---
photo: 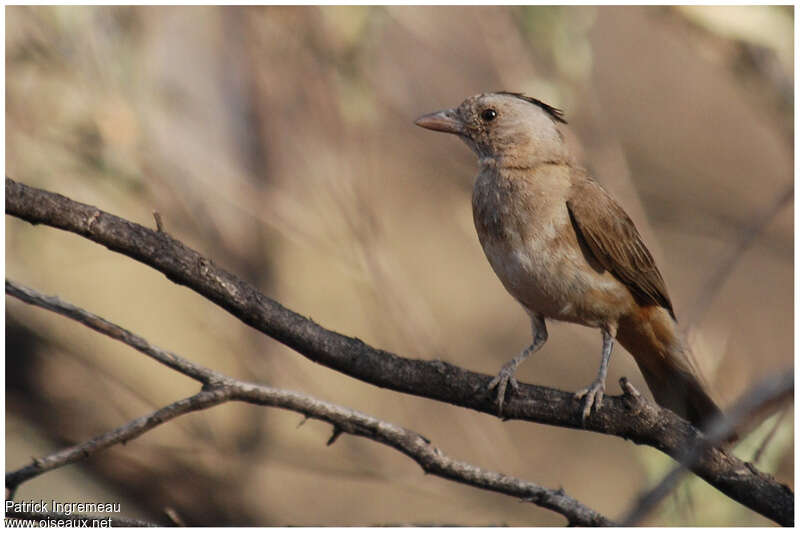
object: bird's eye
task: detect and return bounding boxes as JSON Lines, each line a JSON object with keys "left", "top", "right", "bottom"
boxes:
{"left": 481, "top": 109, "right": 497, "bottom": 122}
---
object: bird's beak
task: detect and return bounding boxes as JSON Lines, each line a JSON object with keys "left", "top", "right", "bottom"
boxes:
{"left": 414, "top": 108, "right": 465, "bottom": 135}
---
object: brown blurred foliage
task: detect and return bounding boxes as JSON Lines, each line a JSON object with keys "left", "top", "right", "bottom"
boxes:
{"left": 5, "top": 5, "right": 793, "bottom": 526}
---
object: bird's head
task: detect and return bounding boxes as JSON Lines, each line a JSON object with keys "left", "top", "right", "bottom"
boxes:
{"left": 415, "top": 92, "right": 568, "bottom": 168}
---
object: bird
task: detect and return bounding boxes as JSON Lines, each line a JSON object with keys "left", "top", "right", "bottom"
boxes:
{"left": 415, "top": 91, "right": 723, "bottom": 430}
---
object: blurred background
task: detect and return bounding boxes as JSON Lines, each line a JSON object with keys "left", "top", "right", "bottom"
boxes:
{"left": 5, "top": 5, "right": 793, "bottom": 526}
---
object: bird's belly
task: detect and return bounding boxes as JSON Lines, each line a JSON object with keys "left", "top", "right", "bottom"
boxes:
{"left": 481, "top": 228, "right": 630, "bottom": 327}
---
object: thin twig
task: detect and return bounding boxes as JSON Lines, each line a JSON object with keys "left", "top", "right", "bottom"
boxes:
{"left": 153, "top": 210, "right": 165, "bottom": 233}
{"left": 5, "top": 389, "right": 230, "bottom": 494}
{"left": 5, "top": 177, "right": 793, "bottom": 526}
{"left": 752, "top": 406, "right": 791, "bottom": 465}
{"left": 6, "top": 279, "right": 224, "bottom": 386}
{"left": 163, "top": 507, "right": 186, "bottom": 527}
{"left": 620, "top": 372, "right": 793, "bottom": 526}
{"left": 685, "top": 184, "right": 793, "bottom": 328}
{"left": 5, "top": 279, "right": 611, "bottom": 526}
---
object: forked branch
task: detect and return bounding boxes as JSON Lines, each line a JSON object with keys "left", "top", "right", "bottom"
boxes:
{"left": 5, "top": 177, "right": 793, "bottom": 525}
{"left": 6, "top": 280, "right": 611, "bottom": 526}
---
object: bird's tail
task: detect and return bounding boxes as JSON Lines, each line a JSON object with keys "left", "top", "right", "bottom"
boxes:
{"left": 616, "top": 306, "right": 723, "bottom": 432}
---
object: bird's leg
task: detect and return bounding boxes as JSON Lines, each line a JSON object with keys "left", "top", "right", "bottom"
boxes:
{"left": 488, "top": 314, "right": 547, "bottom": 415}
{"left": 575, "top": 329, "right": 614, "bottom": 422}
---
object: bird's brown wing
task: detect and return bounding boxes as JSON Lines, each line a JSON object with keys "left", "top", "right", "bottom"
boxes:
{"left": 566, "top": 176, "right": 675, "bottom": 319}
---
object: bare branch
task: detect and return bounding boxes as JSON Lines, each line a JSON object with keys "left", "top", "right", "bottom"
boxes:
{"left": 5, "top": 389, "right": 231, "bottom": 494}
{"left": 152, "top": 210, "right": 165, "bottom": 233}
{"left": 6, "top": 280, "right": 611, "bottom": 526}
{"left": 5, "top": 177, "right": 793, "bottom": 525}
{"left": 621, "top": 371, "right": 793, "bottom": 525}
{"left": 6, "top": 279, "right": 224, "bottom": 385}
{"left": 685, "top": 184, "right": 793, "bottom": 328}
{"left": 232, "top": 383, "right": 614, "bottom": 526}
{"left": 752, "top": 406, "right": 790, "bottom": 464}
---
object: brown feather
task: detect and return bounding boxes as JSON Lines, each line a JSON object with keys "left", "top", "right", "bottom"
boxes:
{"left": 566, "top": 173, "right": 675, "bottom": 319}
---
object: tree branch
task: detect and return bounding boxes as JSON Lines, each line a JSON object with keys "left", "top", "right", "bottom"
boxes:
{"left": 5, "top": 389, "right": 230, "bottom": 495}
{"left": 6, "top": 280, "right": 612, "bottom": 526}
{"left": 6, "top": 280, "right": 223, "bottom": 386}
{"left": 621, "top": 371, "right": 793, "bottom": 525}
{"left": 5, "top": 177, "right": 793, "bottom": 525}
{"left": 684, "top": 183, "right": 793, "bottom": 328}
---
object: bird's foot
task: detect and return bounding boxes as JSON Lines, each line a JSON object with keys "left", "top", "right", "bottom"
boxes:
{"left": 574, "top": 379, "right": 605, "bottom": 423}
{"left": 487, "top": 362, "right": 520, "bottom": 415}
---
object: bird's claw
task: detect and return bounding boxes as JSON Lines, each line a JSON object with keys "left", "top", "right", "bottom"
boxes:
{"left": 488, "top": 363, "right": 520, "bottom": 415}
{"left": 574, "top": 379, "right": 605, "bottom": 423}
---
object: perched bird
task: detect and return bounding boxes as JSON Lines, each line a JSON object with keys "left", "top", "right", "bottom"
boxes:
{"left": 415, "top": 91, "right": 722, "bottom": 429}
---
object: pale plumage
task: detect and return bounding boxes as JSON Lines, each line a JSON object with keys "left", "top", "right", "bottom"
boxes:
{"left": 416, "top": 92, "right": 723, "bottom": 429}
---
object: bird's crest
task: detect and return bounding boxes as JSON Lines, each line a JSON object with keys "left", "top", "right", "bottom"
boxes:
{"left": 497, "top": 91, "right": 567, "bottom": 124}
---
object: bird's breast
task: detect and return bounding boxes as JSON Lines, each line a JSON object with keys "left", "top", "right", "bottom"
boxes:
{"left": 472, "top": 168, "right": 632, "bottom": 326}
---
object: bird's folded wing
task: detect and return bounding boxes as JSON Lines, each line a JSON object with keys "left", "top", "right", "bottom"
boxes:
{"left": 566, "top": 177, "right": 675, "bottom": 318}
